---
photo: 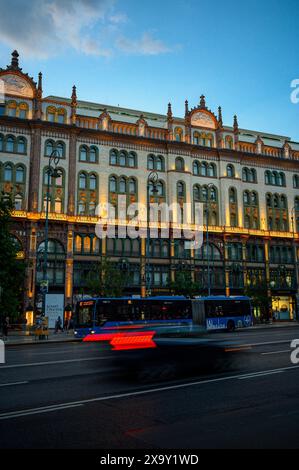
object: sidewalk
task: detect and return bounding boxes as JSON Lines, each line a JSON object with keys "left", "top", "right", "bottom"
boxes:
{"left": 1, "top": 331, "right": 81, "bottom": 346}
{"left": 2, "top": 321, "right": 299, "bottom": 346}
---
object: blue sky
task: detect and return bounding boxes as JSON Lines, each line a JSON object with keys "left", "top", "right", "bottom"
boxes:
{"left": 0, "top": 0, "right": 298, "bottom": 140}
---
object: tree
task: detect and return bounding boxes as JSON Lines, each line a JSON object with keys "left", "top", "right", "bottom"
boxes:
{"left": 244, "top": 282, "right": 270, "bottom": 321}
{"left": 0, "top": 193, "right": 26, "bottom": 322}
{"left": 85, "top": 258, "right": 127, "bottom": 297}
{"left": 169, "top": 271, "right": 199, "bottom": 297}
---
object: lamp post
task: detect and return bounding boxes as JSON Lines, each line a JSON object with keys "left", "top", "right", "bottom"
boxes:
{"left": 205, "top": 183, "right": 215, "bottom": 297}
{"left": 291, "top": 206, "right": 299, "bottom": 321}
{"left": 146, "top": 172, "right": 159, "bottom": 296}
{"left": 41, "top": 150, "right": 61, "bottom": 316}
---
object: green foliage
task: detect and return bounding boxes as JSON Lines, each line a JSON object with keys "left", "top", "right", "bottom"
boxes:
{"left": 169, "top": 271, "right": 199, "bottom": 297}
{"left": 244, "top": 282, "right": 270, "bottom": 318}
{"left": 0, "top": 193, "right": 26, "bottom": 320}
{"left": 85, "top": 258, "right": 126, "bottom": 298}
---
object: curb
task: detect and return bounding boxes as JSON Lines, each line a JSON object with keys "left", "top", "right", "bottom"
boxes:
{"left": 3, "top": 338, "right": 82, "bottom": 347}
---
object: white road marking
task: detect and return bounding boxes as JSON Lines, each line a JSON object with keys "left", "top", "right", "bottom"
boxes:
{"left": 261, "top": 350, "right": 291, "bottom": 356}
{"left": 1, "top": 364, "right": 299, "bottom": 421}
{"left": 0, "top": 356, "right": 112, "bottom": 369}
{"left": 0, "top": 381, "right": 28, "bottom": 387}
{"left": 238, "top": 370, "right": 284, "bottom": 380}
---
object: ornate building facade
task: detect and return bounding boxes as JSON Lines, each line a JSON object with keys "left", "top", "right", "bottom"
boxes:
{"left": 1, "top": 51, "right": 299, "bottom": 321}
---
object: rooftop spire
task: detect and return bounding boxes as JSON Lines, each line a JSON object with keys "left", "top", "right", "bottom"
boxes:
{"left": 38, "top": 72, "right": 43, "bottom": 93}
{"left": 233, "top": 114, "right": 239, "bottom": 132}
{"left": 11, "top": 50, "right": 19, "bottom": 69}
{"left": 167, "top": 102, "right": 173, "bottom": 119}
{"left": 200, "top": 95, "right": 206, "bottom": 109}
{"left": 185, "top": 99, "right": 189, "bottom": 116}
{"left": 218, "top": 106, "right": 223, "bottom": 127}
{"left": 71, "top": 85, "right": 77, "bottom": 105}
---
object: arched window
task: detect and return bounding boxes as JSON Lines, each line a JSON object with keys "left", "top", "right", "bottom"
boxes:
{"left": 128, "top": 152, "right": 136, "bottom": 168}
{"left": 193, "top": 185, "right": 201, "bottom": 201}
{"left": 4, "top": 164, "right": 13, "bottom": 182}
{"left": 54, "top": 198, "right": 62, "bottom": 214}
{"left": 157, "top": 180, "right": 165, "bottom": 196}
{"left": 193, "top": 161, "right": 200, "bottom": 176}
{"left": 89, "top": 147, "right": 97, "bottom": 163}
{"left": 177, "top": 181, "right": 185, "bottom": 198}
{"left": 14, "top": 194, "right": 23, "bottom": 210}
{"left": 243, "top": 191, "right": 250, "bottom": 205}
{"left": 78, "top": 200, "right": 86, "bottom": 215}
{"left": 210, "top": 187, "right": 217, "bottom": 201}
{"left": 89, "top": 174, "right": 97, "bottom": 190}
{"left": 80, "top": 146, "right": 88, "bottom": 162}
{"left": 175, "top": 157, "right": 185, "bottom": 171}
{"left": 201, "top": 162, "right": 208, "bottom": 176}
{"left": 17, "top": 137, "right": 26, "bottom": 154}
{"left": 75, "top": 235, "right": 82, "bottom": 253}
{"left": 89, "top": 201, "right": 96, "bottom": 216}
{"left": 5, "top": 136, "right": 15, "bottom": 153}
{"left": 208, "top": 163, "right": 216, "bottom": 177}
{"left": 225, "top": 136, "right": 233, "bottom": 149}
{"left": 56, "top": 142, "right": 65, "bottom": 158}
{"left": 57, "top": 108, "right": 66, "bottom": 124}
{"left": 109, "top": 176, "right": 117, "bottom": 193}
{"left": 227, "top": 164, "right": 235, "bottom": 178}
{"left": 79, "top": 173, "right": 87, "bottom": 189}
{"left": 129, "top": 178, "right": 136, "bottom": 194}
{"left": 7, "top": 101, "right": 17, "bottom": 117}
{"left": 119, "top": 151, "right": 126, "bottom": 166}
{"left": 156, "top": 156, "right": 163, "bottom": 171}
{"left": 45, "top": 140, "right": 55, "bottom": 157}
{"left": 119, "top": 177, "right": 126, "bottom": 193}
{"left": 148, "top": 155, "right": 154, "bottom": 170}
{"left": 294, "top": 175, "right": 299, "bottom": 188}
{"left": 193, "top": 132, "right": 200, "bottom": 145}
{"left": 110, "top": 149, "right": 118, "bottom": 165}
{"left": 46, "top": 107, "right": 56, "bottom": 123}
{"left": 16, "top": 165, "right": 25, "bottom": 183}
{"left": 19, "top": 103, "right": 28, "bottom": 119}
{"left": 174, "top": 127, "right": 183, "bottom": 142}
{"left": 229, "top": 188, "right": 237, "bottom": 204}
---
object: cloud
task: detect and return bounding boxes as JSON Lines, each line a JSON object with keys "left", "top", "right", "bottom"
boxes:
{"left": 116, "top": 32, "right": 172, "bottom": 56}
{"left": 0, "top": 0, "right": 175, "bottom": 58}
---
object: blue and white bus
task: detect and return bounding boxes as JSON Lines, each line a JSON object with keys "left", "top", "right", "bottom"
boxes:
{"left": 74, "top": 296, "right": 252, "bottom": 339}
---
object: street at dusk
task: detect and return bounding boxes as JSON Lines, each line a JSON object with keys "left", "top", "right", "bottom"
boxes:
{"left": 1, "top": 326, "right": 299, "bottom": 449}
{"left": 0, "top": 0, "right": 299, "bottom": 454}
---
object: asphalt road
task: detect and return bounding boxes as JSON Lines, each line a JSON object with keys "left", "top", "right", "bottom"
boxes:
{"left": 1, "top": 326, "right": 299, "bottom": 449}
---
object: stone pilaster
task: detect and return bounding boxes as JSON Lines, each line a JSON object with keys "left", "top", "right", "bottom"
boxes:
{"left": 67, "top": 131, "right": 77, "bottom": 215}
{"left": 28, "top": 125, "right": 42, "bottom": 212}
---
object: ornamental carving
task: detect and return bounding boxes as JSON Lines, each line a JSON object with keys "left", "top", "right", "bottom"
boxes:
{"left": 0, "top": 73, "right": 34, "bottom": 98}
{"left": 191, "top": 111, "right": 216, "bottom": 129}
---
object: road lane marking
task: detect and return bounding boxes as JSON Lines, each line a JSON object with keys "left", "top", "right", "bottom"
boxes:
{"left": 0, "top": 403, "right": 83, "bottom": 420}
{"left": 0, "top": 356, "right": 112, "bottom": 369}
{"left": 1, "top": 364, "right": 299, "bottom": 421}
{"left": 261, "top": 350, "right": 291, "bottom": 356}
{"left": 0, "top": 381, "right": 28, "bottom": 387}
{"left": 238, "top": 370, "right": 284, "bottom": 380}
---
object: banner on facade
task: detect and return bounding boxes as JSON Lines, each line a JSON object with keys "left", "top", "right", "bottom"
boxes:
{"left": 45, "top": 294, "right": 65, "bottom": 328}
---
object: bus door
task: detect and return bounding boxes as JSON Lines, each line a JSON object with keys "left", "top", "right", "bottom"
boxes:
{"left": 192, "top": 300, "right": 205, "bottom": 326}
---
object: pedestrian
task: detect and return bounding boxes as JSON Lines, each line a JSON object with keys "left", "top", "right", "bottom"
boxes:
{"left": 2, "top": 316, "right": 9, "bottom": 340}
{"left": 55, "top": 316, "right": 63, "bottom": 334}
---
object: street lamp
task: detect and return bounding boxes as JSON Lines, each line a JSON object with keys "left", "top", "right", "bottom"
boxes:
{"left": 205, "top": 183, "right": 215, "bottom": 297}
{"left": 146, "top": 172, "right": 159, "bottom": 296}
{"left": 41, "top": 150, "right": 61, "bottom": 316}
